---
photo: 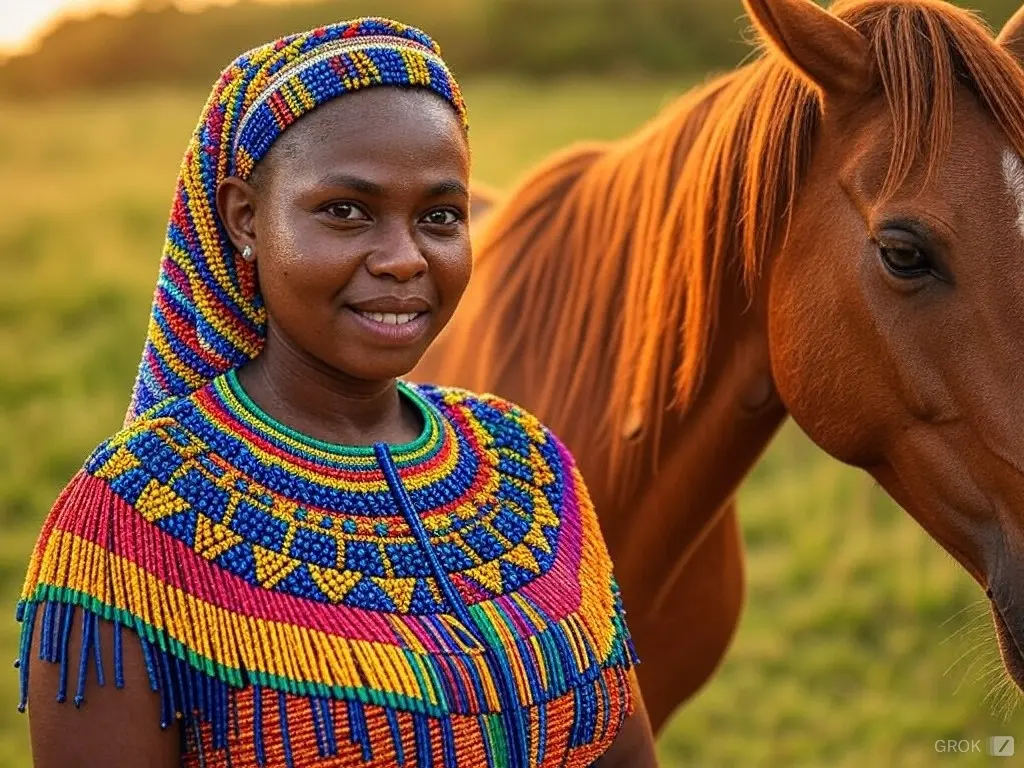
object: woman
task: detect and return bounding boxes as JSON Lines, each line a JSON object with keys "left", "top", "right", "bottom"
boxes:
{"left": 15, "top": 17, "right": 658, "bottom": 768}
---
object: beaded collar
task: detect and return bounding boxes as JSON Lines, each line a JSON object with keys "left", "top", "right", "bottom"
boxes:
{"left": 17, "top": 376, "right": 636, "bottom": 766}
{"left": 220, "top": 369, "right": 443, "bottom": 462}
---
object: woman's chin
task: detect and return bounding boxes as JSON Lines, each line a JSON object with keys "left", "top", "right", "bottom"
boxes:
{"left": 331, "top": 347, "right": 432, "bottom": 384}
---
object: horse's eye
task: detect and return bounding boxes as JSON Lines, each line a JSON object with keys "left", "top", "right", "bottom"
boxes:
{"left": 876, "top": 238, "right": 933, "bottom": 279}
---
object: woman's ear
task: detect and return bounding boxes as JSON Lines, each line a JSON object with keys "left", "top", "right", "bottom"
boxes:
{"left": 216, "top": 176, "right": 260, "bottom": 256}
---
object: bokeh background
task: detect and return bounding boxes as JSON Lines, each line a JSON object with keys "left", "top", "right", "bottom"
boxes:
{"left": 3, "top": 0, "right": 1024, "bottom": 765}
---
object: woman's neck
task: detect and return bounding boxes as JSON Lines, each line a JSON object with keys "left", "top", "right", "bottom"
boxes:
{"left": 235, "top": 340, "right": 423, "bottom": 448}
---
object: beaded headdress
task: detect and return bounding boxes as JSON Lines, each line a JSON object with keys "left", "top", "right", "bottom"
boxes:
{"left": 125, "top": 17, "right": 468, "bottom": 423}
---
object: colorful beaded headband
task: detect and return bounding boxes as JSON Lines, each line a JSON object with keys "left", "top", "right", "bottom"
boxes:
{"left": 124, "top": 18, "right": 468, "bottom": 423}
{"left": 231, "top": 31, "right": 468, "bottom": 178}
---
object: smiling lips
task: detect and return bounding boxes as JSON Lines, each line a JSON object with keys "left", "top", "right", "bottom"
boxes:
{"left": 356, "top": 311, "right": 421, "bottom": 325}
{"left": 345, "top": 298, "right": 432, "bottom": 344}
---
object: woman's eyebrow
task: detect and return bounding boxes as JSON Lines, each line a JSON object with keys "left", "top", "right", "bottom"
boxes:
{"left": 316, "top": 173, "right": 386, "bottom": 196}
{"left": 312, "top": 175, "right": 468, "bottom": 199}
{"left": 427, "top": 180, "right": 469, "bottom": 198}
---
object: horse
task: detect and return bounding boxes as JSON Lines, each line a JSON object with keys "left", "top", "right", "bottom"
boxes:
{"left": 414, "top": 0, "right": 1024, "bottom": 732}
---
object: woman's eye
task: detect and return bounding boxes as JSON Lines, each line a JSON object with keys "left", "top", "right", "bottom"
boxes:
{"left": 422, "top": 209, "right": 460, "bottom": 226}
{"left": 326, "top": 203, "right": 369, "bottom": 221}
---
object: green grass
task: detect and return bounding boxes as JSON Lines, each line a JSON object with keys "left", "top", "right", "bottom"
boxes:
{"left": 1, "top": 78, "right": 1021, "bottom": 766}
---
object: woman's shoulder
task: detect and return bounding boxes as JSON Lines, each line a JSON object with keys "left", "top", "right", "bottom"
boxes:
{"left": 24, "top": 390, "right": 209, "bottom": 574}
{"left": 67, "top": 392, "right": 203, "bottom": 502}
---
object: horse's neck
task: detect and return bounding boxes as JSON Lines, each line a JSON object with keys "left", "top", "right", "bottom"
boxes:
{"left": 569, "top": 78, "right": 791, "bottom": 587}
{"left": 416, "top": 70, "right": 790, "bottom": 592}
{"left": 602, "top": 285, "right": 787, "bottom": 598}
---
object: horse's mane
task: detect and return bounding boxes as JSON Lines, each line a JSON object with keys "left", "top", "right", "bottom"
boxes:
{"left": 462, "top": 0, "right": 1024, "bottom": 468}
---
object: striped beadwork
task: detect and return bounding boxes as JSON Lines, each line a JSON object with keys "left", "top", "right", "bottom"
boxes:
{"left": 17, "top": 376, "right": 637, "bottom": 766}
{"left": 124, "top": 17, "right": 468, "bottom": 424}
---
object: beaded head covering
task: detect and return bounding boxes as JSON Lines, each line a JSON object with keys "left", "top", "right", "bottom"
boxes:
{"left": 126, "top": 17, "right": 468, "bottom": 423}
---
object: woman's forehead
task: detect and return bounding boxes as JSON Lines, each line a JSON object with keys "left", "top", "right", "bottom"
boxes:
{"left": 264, "top": 89, "right": 470, "bottom": 180}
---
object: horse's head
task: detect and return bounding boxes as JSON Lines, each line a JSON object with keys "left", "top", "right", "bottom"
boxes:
{"left": 750, "top": 0, "right": 1024, "bottom": 689}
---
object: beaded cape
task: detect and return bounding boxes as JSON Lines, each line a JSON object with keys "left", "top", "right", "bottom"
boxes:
{"left": 18, "top": 373, "right": 636, "bottom": 766}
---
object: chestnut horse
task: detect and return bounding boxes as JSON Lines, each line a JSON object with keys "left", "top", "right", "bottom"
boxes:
{"left": 416, "top": 0, "right": 1024, "bottom": 731}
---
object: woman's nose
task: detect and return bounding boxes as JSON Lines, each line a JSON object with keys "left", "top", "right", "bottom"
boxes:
{"left": 365, "top": 223, "right": 428, "bottom": 281}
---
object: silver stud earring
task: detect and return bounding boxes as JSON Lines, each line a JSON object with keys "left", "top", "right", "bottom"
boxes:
{"left": 242, "top": 245, "right": 254, "bottom": 262}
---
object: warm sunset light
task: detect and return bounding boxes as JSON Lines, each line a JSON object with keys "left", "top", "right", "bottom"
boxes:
{"left": 0, "top": 0, "right": 243, "bottom": 55}
{"left": 0, "top": 1, "right": 132, "bottom": 53}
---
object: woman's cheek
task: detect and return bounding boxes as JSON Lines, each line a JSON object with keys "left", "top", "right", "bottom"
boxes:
{"left": 268, "top": 222, "right": 344, "bottom": 293}
{"left": 443, "top": 240, "right": 473, "bottom": 303}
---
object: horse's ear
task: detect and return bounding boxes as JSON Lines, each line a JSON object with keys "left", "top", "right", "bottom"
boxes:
{"left": 743, "top": 0, "right": 872, "bottom": 98}
{"left": 997, "top": 6, "right": 1024, "bottom": 65}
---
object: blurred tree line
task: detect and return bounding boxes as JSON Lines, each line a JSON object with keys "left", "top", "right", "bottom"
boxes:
{"left": 1, "top": 0, "right": 1023, "bottom": 97}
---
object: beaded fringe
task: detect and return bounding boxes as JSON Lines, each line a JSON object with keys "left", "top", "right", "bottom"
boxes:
{"left": 16, "top": 599, "right": 632, "bottom": 767}
{"left": 16, "top": 465, "right": 636, "bottom": 766}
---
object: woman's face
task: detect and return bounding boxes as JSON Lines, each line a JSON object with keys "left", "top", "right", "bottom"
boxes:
{"left": 220, "top": 87, "right": 472, "bottom": 383}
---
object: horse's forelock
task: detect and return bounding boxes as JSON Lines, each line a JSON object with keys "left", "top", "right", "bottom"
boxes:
{"left": 836, "top": 1, "right": 1024, "bottom": 198}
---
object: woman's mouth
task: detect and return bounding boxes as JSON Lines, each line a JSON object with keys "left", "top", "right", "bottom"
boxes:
{"left": 354, "top": 311, "right": 422, "bottom": 326}
{"left": 345, "top": 306, "right": 431, "bottom": 345}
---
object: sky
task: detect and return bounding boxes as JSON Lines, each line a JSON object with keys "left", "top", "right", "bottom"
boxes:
{"left": 0, "top": 0, "right": 242, "bottom": 55}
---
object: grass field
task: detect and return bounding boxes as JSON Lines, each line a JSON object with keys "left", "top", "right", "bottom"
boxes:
{"left": 1, "top": 77, "right": 1022, "bottom": 766}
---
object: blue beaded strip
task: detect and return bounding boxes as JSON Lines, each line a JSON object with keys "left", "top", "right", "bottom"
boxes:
{"left": 278, "top": 691, "right": 295, "bottom": 768}
{"left": 253, "top": 684, "right": 266, "bottom": 767}
{"left": 385, "top": 707, "right": 406, "bottom": 766}
{"left": 113, "top": 620, "right": 125, "bottom": 689}
{"left": 73, "top": 610, "right": 92, "bottom": 707}
{"left": 374, "top": 442, "right": 530, "bottom": 768}
{"left": 57, "top": 603, "right": 74, "bottom": 704}
{"left": 14, "top": 601, "right": 35, "bottom": 713}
